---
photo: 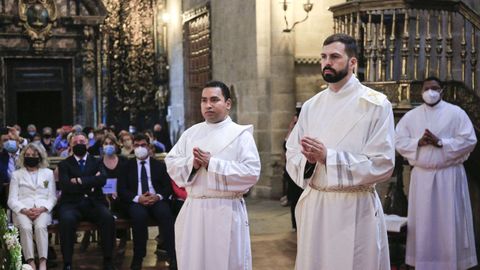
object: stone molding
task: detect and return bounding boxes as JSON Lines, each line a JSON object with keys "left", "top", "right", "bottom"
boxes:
{"left": 295, "top": 57, "right": 320, "bottom": 64}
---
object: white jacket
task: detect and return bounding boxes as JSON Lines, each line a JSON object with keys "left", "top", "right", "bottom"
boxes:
{"left": 8, "top": 167, "right": 57, "bottom": 214}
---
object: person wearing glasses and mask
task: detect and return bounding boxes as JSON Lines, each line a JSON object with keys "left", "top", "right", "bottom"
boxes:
{"left": 118, "top": 133, "right": 176, "bottom": 270}
{"left": 8, "top": 143, "right": 56, "bottom": 270}
{"left": 395, "top": 76, "right": 477, "bottom": 270}
{"left": 40, "top": 127, "right": 55, "bottom": 156}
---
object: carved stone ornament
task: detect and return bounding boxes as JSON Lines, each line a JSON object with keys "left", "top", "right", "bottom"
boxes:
{"left": 82, "top": 26, "right": 96, "bottom": 77}
{"left": 18, "top": 0, "right": 58, "bottom": 52}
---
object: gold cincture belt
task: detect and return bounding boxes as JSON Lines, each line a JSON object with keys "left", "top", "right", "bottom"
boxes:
{"left": 188, "top": 194, "right": 244, "bottom": 200}
{"left": 309, "top": 182, "right": 374, "bottom": 193}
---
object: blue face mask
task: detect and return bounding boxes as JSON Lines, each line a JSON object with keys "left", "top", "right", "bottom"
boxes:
{"left": 28, "top": 131, "right": 36, "bottom": 137}
{"left": 103, "top": 145, "right": 116, "bottom": 156}
{"left": 3, "top": 140, "right": 17, "bottom": 153}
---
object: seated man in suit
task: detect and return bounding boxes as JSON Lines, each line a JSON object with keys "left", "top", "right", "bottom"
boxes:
{"left": 0, "top": 126, "right": 24, "bottom": 207}
{"left": 0, "top": 127, "right": 10, "bottom": 207}
{"left": 57, "top": 131, "right": 115, "bottom": 270}
{"left": 118, "top": 133, "right": 176, "bottom": 270}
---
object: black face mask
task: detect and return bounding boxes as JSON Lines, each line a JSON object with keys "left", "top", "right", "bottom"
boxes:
{"left": 24, "top": 157, "right": 40, "bottom": 168}
{"left": 72, "top": 144, "right": 87, "bottom": 157}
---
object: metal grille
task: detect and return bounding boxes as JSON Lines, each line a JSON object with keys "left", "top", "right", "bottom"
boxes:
{"left": 183, "top": 6, "right": 211, "bottom": 127}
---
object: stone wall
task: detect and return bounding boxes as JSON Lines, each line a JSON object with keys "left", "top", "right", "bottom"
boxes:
{"left": 167, "top": 0, "right": 344, "bottom": 198}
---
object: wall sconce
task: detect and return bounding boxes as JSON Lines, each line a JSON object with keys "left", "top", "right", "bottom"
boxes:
{"left": 282, "top": 0, "right": 313, "bottom": 33}
{"left": 161, "top": 12, "right": 170, "bottom": 23}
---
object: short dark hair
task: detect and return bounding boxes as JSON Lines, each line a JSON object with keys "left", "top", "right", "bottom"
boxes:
{"left": 133, "top": 133, "right": 150, "bottom": 144}
{"left": 323, "top": 33, "right": 358, "bottom": 58}
{"left": 72, "top": 131, "right": 87, "bottom": 139}
{"left": 0, "top": 127, "right": 9, "bottom": 136}
{"left": 423, "top": 76, "right": 443, "bottom": 88}
{"left": 204, "top": 80, "right": 231, "bottom": 100}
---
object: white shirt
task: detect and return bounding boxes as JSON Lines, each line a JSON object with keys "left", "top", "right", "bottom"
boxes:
{"left": 133, "top": 157, "right": 162, "bottom": 202}
{"left": 74, "top": 153, "right": 88, "bottom": 165}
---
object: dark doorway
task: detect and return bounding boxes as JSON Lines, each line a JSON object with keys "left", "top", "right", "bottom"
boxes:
{"left": 5, "top": 58, "right": 73, "bottom": 130}
{"left": 17, "top": 91, "right": 62, "bottom": 130}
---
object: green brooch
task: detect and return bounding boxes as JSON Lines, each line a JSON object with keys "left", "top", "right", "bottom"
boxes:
{"left": 43, "top": 180, "right": 49, "bottom": 188}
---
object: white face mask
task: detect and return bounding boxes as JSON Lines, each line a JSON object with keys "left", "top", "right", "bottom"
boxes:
{"left": 134, "top": 146, "right": 149, "bottom": 159}
{"left": 422, "top": 89, "right": 442, "bottom": 105}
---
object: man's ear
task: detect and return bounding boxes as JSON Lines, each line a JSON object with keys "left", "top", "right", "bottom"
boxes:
{"left": 349, "top": 57, "right": 357, "bottom": 68}
{"left": 226, "top": 98, "right": 232, "bottom": 110}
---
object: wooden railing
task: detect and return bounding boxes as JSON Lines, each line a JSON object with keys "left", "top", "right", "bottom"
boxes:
{"left": 330, "top": 0, "right": 480, "bottom": 111}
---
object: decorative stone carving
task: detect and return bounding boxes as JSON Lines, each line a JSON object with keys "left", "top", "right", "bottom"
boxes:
{"left": 82, "top": 26, "right": 96, "bottom": 77}
{"left": 18, "top": 0, "right": 58, "bottom": 53}
{"left": 102, "top": 0, "right": 160, "bottom": 123}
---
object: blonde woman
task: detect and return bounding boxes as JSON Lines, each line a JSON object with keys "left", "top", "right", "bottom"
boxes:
{"left": 8, "top": 143, "right": 56, "bottom": 270}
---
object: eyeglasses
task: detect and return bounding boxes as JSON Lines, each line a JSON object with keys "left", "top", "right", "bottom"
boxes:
{"left": 133, "top": 143, "right": 148, "bottom": 148}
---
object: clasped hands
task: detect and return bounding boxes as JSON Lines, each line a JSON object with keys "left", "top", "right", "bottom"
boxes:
{"left": 418, "top": 129, "right": 441, "bottom": 147}
{"left": 301, "top": 136, "right": 327, "bottom": 164}
{"left": 193, "top": 147, "right": 211, "bottom": 170}
{"left": 138, "top": 192, "right": 160, "bottom": 206}
{"left": 21, "top": 207, "right": 47, "bottom": 221}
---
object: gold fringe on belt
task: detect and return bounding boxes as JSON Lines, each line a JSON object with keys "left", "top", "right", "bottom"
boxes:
{"left": 309, "top": 182, "right": 374, "bottom": 193}
{"left": 188, "top": 194, "right": 244, "bottom": 200}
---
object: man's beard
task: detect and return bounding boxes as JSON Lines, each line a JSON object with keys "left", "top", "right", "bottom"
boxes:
{"left": 321, "top": 64, "right": 349, "bottom": 83}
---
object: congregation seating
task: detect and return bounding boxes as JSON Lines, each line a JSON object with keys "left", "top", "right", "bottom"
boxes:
{"left": 45, "top": 153, "right": 168, "bottom": 235}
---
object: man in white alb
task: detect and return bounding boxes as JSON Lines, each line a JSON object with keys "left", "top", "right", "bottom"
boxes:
{"left": 165, "top": 80, "right": 261, "bottom": 270}
{"left": 395, "top": 76, "right": 477, "bottom": 270}
{"left": 286, "top": 33, "right": 395, "bottom": 270}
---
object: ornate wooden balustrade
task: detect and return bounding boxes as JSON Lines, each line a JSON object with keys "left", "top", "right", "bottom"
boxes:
{"left": 330, "top": 0, "right": 480, "bottom": 117}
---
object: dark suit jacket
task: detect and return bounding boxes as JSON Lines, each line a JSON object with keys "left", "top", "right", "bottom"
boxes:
{"left": 118, "top": 157, "right": 172, "bottom": 203}
{"left": 58, "top": 154, "right": 107, "bottom": 205}
{"left": 0, "top": 149, "right": 9, "bottom": 207}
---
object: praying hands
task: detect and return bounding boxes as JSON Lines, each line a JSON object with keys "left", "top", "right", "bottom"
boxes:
{"left": 193, "top": 147, "right": 211, "bottom": 169}
{"left": 301, "top": 136, "right": 327, "bottom": 164}
{"left": 418, "top": 129, "right": 442, "bottom": 147}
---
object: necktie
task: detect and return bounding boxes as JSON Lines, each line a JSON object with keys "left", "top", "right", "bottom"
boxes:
{"left": 79, "top": 159, "right": 85, "bottom": 172}
{"left": 140, "top": 161, "right": 148, "bottom": 194}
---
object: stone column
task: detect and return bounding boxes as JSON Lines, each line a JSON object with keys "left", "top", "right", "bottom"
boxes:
{"left": 251, "top": 0, "right": 296, "bottom": 198}
{"left": 82, "top": 26, "right": 97, "bottom": 127}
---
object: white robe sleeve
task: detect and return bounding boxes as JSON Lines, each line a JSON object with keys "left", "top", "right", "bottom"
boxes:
{"left": 326, "top": 102, "right": 395, "bottom": 187}
{"left": 437, "top": 109, "right": 477, "bottom": 165}
{"left": 206, "top": 131, "right": 261, "bottom": 192}
{"left": 286, "top": 108, "right": 313, "bottom": 189}
{"left": 395, "top": 113, "right": 422, "bottom": 162}
{"left": 165, "top": 132, "right": 195, "bottom": 187}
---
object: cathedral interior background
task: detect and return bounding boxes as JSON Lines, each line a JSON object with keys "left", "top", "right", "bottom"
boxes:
{"left": 2, "top": 1, "right": 480, "bottom": 262}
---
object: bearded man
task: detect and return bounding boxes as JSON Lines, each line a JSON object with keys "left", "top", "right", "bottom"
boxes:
{"left": 286, "top": 33, "right": 395, "bottom": 270}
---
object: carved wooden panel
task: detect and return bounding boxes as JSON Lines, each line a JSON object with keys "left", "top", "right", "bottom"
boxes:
{"left": 183, "top": 5, "right": 211, "bottom": 127}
